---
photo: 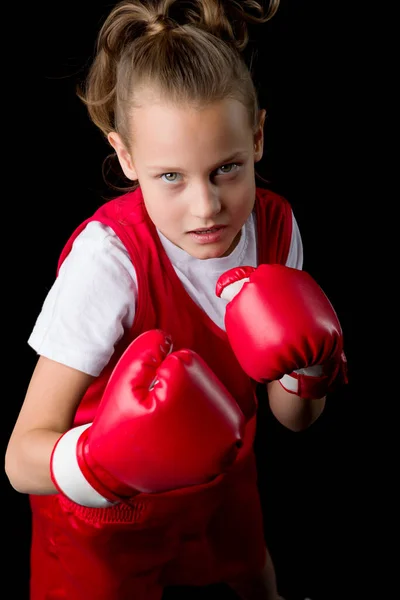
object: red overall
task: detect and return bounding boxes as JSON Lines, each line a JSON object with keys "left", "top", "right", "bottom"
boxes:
{"left": 29, "top": 187, "right": 292, "bottom": 599}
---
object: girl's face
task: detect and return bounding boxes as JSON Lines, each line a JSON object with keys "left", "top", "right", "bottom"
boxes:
{"left": 109, "top": 96, "right": 265, "bottom": 259}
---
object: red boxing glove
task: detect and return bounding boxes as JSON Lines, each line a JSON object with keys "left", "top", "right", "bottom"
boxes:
{"left": 216, "top": 264, "right": 348, "bottom": 400}
{"left": 51, "top": 329, "right": 245, "bottom": 507}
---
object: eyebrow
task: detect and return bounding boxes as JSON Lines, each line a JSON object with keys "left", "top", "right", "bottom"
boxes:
{"left": 147, "top": 150, "right": 248, "bottom": 173}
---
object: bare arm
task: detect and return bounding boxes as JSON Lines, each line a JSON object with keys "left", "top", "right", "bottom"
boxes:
{"left": 267, "top": 380, "right": 326, "bottom": 432}
{"left": 5, "top": 356, "right": 94, "bottom": 495}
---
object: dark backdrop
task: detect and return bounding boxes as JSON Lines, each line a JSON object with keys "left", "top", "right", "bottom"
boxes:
{"left": 4, "top": 2, "right": 365, "bottom": 598}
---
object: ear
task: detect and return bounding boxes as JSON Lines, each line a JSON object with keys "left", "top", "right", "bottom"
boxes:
{"left": 108, "top": 132, "right": 138, "bottom": 180}
{"left": 253, "top": 109, "right": 266, "bottom": 163}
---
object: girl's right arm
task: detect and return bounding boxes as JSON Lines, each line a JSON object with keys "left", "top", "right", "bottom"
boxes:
{"left": 5, "top": 223, "right": 137, "bottom": 496}
{"left": 5, "top": 355, "right": 94, "bottom": 495}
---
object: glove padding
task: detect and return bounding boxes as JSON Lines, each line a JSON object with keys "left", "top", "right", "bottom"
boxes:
{"left": 51, "top": 329, "right": 245, "bottom": 507}
{"left": 216, "top": 264, "right": 348, "bottom": 400}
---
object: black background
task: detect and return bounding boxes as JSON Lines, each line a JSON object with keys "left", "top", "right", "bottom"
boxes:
{"left": 4, "top": 1, "right": 368, "bottom": 598}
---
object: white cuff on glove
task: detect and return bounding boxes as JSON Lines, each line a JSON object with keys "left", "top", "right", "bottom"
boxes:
{"left": 279, "top": 365, "right": 323, "bottom": 394}
{"left": 51, "top": 424, "right": 115, "bottom": 508}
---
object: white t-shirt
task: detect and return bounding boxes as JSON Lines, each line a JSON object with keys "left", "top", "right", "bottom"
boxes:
{"left": 28, "top": 211, "right": 303, "bottom": 376}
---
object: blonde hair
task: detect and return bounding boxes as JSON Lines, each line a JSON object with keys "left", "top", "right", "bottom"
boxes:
{"left": 78, "top": 0, "right": 280, "bottom": 188}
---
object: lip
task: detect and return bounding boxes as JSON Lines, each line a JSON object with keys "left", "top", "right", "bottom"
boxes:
{"left": 187, "top": 225, "right": 226, "bottom": 233}
{"left": 187, "top": 225, "right": 227, "bottom": 245}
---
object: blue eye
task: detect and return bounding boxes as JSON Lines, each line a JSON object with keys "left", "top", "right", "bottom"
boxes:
{"left": 160, "top": 173, "right": 180, "bottom": 183}
{"left": 159, "top": 163, "right": 240, "bottom": 183}
{"left": 217, "top": 163, "right": 239, "bottom": 175}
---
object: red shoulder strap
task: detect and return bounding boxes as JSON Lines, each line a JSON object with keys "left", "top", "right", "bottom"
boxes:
{"left": 255, "top": 187, "right": 293, "bottom": 265}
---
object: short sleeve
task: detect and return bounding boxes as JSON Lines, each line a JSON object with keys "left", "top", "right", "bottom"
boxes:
{"left": 28, "top": 222, "right": 138, "bottom": 376}
{"left": 285, "top": 212, "right": 304, "bottom": 270}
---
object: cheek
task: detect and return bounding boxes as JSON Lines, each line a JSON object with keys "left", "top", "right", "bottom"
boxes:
{"left": 229, "top": 181, "right": 256, "bottom": 216}
{"left": 143, "top": 190, "right": 183, "bottom": 229}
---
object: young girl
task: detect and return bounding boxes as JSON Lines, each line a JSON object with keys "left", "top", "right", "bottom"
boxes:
{"left": 5, "top": 1, "right": 347, "bottom": 599}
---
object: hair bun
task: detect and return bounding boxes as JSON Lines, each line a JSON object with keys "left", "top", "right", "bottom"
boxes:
{"left": 148, "top": 13, "right": 178, "bottom": 35}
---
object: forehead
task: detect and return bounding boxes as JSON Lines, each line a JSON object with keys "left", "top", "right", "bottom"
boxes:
{"left": 130, "top": 96, "right": 252, "bottom": 159}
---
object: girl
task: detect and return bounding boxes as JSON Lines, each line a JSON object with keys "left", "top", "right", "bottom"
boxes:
{"left": 5, "top": 1, "right": 345, "bottom": 598}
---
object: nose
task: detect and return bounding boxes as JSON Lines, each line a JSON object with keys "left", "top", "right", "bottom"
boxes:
{"left": 189, "top": 182, "right": 221, "bottom": 219}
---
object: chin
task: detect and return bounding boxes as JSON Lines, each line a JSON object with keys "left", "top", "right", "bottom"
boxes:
{"left": 193, "top": 245, "right": 232, "bottom": 260}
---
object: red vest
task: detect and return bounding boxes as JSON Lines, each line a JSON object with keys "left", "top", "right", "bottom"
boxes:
{"left": 29, "top": 186, "right": 293, "bottom": 599}
{"left": 57, "top": 186, "right": 292, "bottom": 428}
